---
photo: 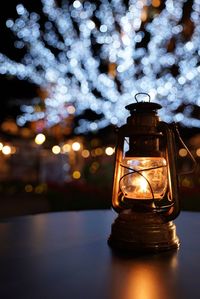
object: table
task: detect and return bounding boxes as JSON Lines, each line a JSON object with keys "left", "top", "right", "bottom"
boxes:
{"left": 0, "top": 210, "right": 200, "bottom": 299}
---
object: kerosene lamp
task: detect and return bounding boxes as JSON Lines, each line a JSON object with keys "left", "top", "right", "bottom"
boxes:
{"left": 108, "top": 93, "right": 194, "bottom": 253}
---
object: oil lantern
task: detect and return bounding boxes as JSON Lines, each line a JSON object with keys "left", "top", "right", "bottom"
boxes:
{"left": 108, "top": 93, "right": 195, "bottom": 253}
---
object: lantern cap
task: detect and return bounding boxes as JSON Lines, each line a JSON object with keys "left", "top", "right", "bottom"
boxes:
{"left": 125, "top": 102, "right": 162, "bottom": 114}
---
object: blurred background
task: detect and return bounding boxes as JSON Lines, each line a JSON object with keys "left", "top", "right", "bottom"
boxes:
{"left": 0, "top": 0, "right": 199, "bottom": 217}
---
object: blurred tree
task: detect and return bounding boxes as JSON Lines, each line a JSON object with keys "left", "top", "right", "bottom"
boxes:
{"left": 0, "top": 0, "right": 200, "bottom": 133}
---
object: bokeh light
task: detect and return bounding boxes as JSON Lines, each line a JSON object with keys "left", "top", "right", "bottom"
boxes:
{"left": 62, "top": 143, "right": 71, "bottom": 153}
{"left": 72, "top": 142, "right": 81, "bottom": 151}
{"left": 35, "top": 133, "right": 46, "bottom": 145}
{"left": 105, "top": 147, "right": 115, "bottom": 156}
{"left": 196, "top": 148, "right": 200, "bottom": 157}
{"left": 25, "top": 184, "right": 33, "bottom": 193}
{"left": 81, "top": 149, "right": 90, "bottom": 158}
{"left": 179, "top": 148, "right": 188, "bottom": 157}
{"left": 52, "top": 145, "right": 61, "bottom": 154}
{"left": 72, "top": 170, "right": 81, "bottom": 179}
{"left": 2, "top": 145, "right": 11, "bottom": 155}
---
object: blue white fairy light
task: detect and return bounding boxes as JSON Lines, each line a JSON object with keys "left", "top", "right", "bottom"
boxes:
{"left": 0, "top": 0, "right": 200, "bottom": 133}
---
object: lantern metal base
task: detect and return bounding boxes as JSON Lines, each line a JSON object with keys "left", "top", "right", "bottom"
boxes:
{"left": 108, "top": 210, "right": 180, "bottom": 254}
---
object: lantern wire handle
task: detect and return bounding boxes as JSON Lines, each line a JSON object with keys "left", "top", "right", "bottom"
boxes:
{"left": 173, "top": 125, "right": 197, "bottom": 175}
{"left": 134, "top": 92, "right": 151, "bottom": 103}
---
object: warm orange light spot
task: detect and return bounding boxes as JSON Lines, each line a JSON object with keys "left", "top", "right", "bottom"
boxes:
{"left": 141, "top": 7, "right": 148, "bottom": 22}
{"left": 95, "top": 147, "right": 103, "bottom": 156}
{"left": 179, "top": 148, "right": 187, "bottom": 157}
{"left": 123, "top": 264, "right": 170, "bottom": 299}
{"left": 62, "top": 143, "right": 71, "bottom": 153}
{"left": 25, "top": 184, "right": 33, "bottom": 193}
{"left": 108, "top": 63, "right": 116, "bottom": 78}
{"left": 72, "top": 170, "right": 81, "bottom": 179}
{"left": 152, "top": 0, "right": 161, "bottom": 8}
{"left": 196, "top": 148, "right": 200, "bottom": 157}
{"left": 81, "top": 149, "right": 90, "bottom": 158}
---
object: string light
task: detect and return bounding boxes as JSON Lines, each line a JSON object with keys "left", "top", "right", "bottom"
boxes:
{"left": 0, "top": 0, "right": 200, "bottom": 133}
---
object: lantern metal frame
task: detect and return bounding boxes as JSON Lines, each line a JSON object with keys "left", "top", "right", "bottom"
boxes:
{"left": 108, "top": 93, "right": 196, "bottom": 253}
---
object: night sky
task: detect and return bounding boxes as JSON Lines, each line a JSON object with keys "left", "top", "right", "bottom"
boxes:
{"left": 0, "top": 1, "right": 44, "bottom": 121}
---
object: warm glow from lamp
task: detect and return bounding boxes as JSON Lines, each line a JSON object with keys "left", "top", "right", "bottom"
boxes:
{"left": 0, "top": 142, "right": 3, "bottom": 151}
{"left": 108, "top": 97, "right": 193, "bottom": 252}
{"left": 137, "top": 175, "right": 148, "bottom": 193}
{"left": 2, "top": 145, "right": 11, "bottom": 155}
{"left": 35, "top": 133, "right": 46, "bottom": 145}
{"left": 124, "top": 265, "right": 166, "bottom": 299}
{"left": 120, "top": 157, "right": 167, "bottom": 200}
{"left": 52, "top": 145, "right": 61, "bottom": 154}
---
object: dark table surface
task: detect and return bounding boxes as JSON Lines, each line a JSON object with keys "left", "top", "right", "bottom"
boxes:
{"left": 0, "top": 210, "right": 200, "bottom": 299}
